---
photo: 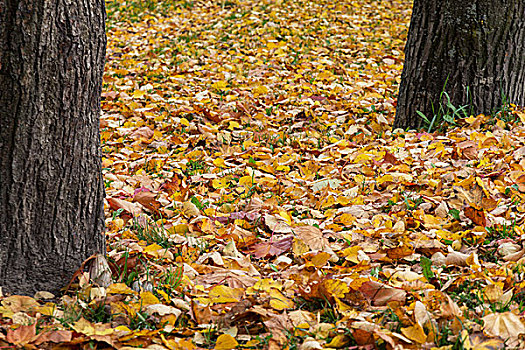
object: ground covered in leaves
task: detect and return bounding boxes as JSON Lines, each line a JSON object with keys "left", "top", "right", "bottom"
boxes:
{"left": 3, "top": 0, "right": 525, "bottom": 349}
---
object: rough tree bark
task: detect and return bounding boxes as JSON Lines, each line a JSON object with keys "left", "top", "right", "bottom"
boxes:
{"left": 394, "top": 0, "right": 525, "bottom": 130}
{"left": 0, "top": 0, "right": 107, "bottom": 295}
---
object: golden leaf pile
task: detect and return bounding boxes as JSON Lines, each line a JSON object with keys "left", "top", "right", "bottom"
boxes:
{"left": 2, "top": 0, "right": 525, "bottom": 349}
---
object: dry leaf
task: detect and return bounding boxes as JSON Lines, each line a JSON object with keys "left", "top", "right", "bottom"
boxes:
{"left": 359, "top": 281, "right": 406, "bottom": 306}
{"left": 482, "top": 312, "right": 525, "bottom": 339}
{"left": 250, "top": 236, "right": 293, "bottom": 258}
{"left": 182, "top": 201, "right": 200, "bottom": 218}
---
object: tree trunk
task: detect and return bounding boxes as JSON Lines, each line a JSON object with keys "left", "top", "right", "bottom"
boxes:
{"left": 0, "top": 0, "right": 106, "bottom": 295}
{"left": 394, "top": 0, "right": 525, "bottom": 130}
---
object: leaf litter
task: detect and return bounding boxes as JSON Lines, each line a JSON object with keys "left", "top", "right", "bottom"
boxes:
{"left": 2, "top": 0, "right": 525, "bottom": 349}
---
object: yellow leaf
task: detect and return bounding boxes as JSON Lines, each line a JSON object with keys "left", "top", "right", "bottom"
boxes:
{"left": 258, "top": 164, "right": 275, "bottom": 174}
{"left": 308, "top": 252, "right": 331, "bottom": 268}
{"left": 334, "top": 297, "right": 358, "bottom": 317}
{"left": 337, "top": 213, "right": 356, "bottom": 226}
{"left": 168, "top": 224, "right": 189, "bottom": 235}
{"left": 253, "top": 85, "right": 268, "bottom": 95}
{"left": 36, "top": 304, "right": 56, "bottom": 317}
{"left": 324, "top": 279, "right": 350, "bottom": 299}
{"left": 278, "top": 210, "right": 292, "bottom": 226}
{"left": 325, "top": 223, "right": 342, "bottom": 232}
{"left": 182, "top": 201, "right": 200, "bottom": 218}
{"left": 228, "top": 121, "right": 240, "bottom": 130}
{"left": 144, "top": 243, "right": 163, "bottom": 253}
{"left": 336, "top": 196, "right": 351, "bottom": 206}
{"left": 140, "top": 291, "right": 160, "bottom": 306}
{"left": 266, "top": 41, "right": 279, "bottom": 50}
{"left": 269, "top": 289, "right": 294, "bottom": 310}
{"left": 422, "top": 214, "right": 442, "bottom": 229}
{"left": 153, "top": 130, "right": 163, "bottom": 140}
{"left": 317, "top": 70, "right": 333, "bottom": 80}
{"left": 325, "top": 334, "right": 350, "bottom": 348}
{"left": 115, "top": 325, "right": 131, "bottom": 333}
{"left": 213, "top": 158, "right": 227, "bottom": 168}
{"left": 214, "top": 334, "right": 238, "bottom": 350}
{"left": 71, "top": 318, "right": 95, "bottom": 336}
{"left": 129, "top": 101, "right": 140, "bottom": 110}
{"left": 483, "top": 284, "right": 503, "bottom": 304}
{"left": 107, "top": 283, "right": 135, "bottom": 295}
{"left": 320, "top": 195, "right": 336, "bottom": 209}
{"left": 342, "top": 246, "right": 363, "bottom": 264}
{"left": 276, "top": 164, "right": 290, "bottom": 172}
{"left": 212, "top": 80, "right": 228, "bottom": 90}
{"left": 354, "top": 154, "right": 371, "bottom": 163}
{"left": 133, "top": 90, "right": 146, "bottom": 98}
{"left": 251, "top": 279, "right": 282, "bottom": 293}
{"left": 180, "top": 118, "right": 190, "bottom": 127}
{"left": 401, "top": 323, "right": 426, "bottom": 343}
{"left": 465, "top": 115, "right": 478, "bottom": 124}
{"left": 72, "top": 318, "right": 114, "bottom": 337}
{"left": 209, "top": 285, "right": 243, "bottom": 303}
{"left": 518, "top": 111, "right": 525, "bottom": 123}
{"left": 238, "top": 175, "right": 254, "bottom": 187}
{"left": 212, "top": 178, "right": 228, "bottom": 189}
{"left": 157, "top": 289, "right": 170, "bottom": 302}
{"left": 377, "top": 174, "right": 394, "bottom": 185}
{"left": 162, "top": 333, "right": 196, "bottom": 350}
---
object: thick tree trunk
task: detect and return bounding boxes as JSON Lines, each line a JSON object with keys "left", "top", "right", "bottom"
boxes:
{"left": 0, "top": 0, "right": 106, "bottom": 295}
{"left": 394, "top": 0, "right": 525, "bottom": 130}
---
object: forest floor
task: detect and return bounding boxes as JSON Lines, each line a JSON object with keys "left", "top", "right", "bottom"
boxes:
{"left": 2, "top": 0, "right": 525, "bottom": 349}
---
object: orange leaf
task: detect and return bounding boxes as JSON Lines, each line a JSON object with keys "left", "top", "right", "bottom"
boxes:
{"left": 464, "top": 206, "right": 486, "bottom": 226}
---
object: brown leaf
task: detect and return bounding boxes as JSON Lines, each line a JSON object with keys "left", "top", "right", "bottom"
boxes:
{"left": 293, "top": 225, "right": 326, "bottom": 251}
{"left": 444, "top": 250, "right": 469, "bottom": 267}
{"left": 107, "top": 197, "right": 141, "bottom": 217}
{"left": 516, "top": 174, "right": 525, "bottom": 192}
{"left": 359, "top": 281, "right": 406, "bottom": 306}
{"left": 383, "top": 243, "right": 414, "bottom": 260}
{"left": 262, "top": 312, "right": 293, "bottom": 344}
{"left": 6, "top": 324, "right": 36, "bottom": 346}
{"left": 110, "top": 254, "right": 142, "bottom": 279}
{"left": 34, "top": 330, "right": 73, "bottom": 345}
{"left": 250, "top": 236, "right": 293, "bottom": 258}
{"left": 133, "top": 189, "right": 161, "bottom": 213}
{"left": 130, "top": 126, "right": 154, "bottom": 140}
{"left": 194, "top": 270, "right": 258, "bottom": 289}
{"left": 382, "top": 151, "right": 399, "bottom": 165}
{"left": 1, "top": 295, "right": 39, "bottom": 313}
{"left": 159, "top": 175, "right": 183, "bottom": 195}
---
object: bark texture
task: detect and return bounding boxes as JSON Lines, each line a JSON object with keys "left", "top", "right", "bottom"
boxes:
{"left": 394, "top": 0, "right": 525, "bottom": 130}
{"left": 0, "top": 0, "right": 106, "bottom": 295}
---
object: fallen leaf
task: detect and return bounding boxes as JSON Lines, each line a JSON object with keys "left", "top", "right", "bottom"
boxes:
{"left": 482, "top": 312, "right": 525, "bottom": 339}
{"left": 250, "top": 236, "right": 293, "bottom": 258}
{"left": 215, "top": 333, "right": 239, "bottom": 350}
{"left": 359, "top": 281, "right": 406, "bottom": 306}
{"left": 6, "top": 324, "right": 36, "bottom": 346}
